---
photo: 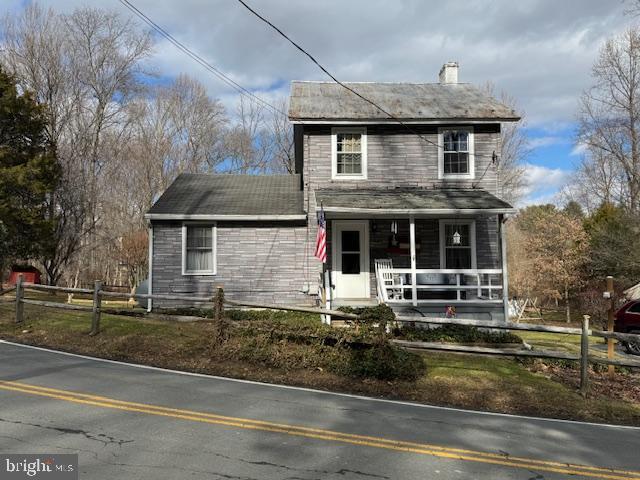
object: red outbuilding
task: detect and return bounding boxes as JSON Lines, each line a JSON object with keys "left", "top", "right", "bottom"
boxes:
{"left": 8, "top": 265, "right": 41, "bottom": 285}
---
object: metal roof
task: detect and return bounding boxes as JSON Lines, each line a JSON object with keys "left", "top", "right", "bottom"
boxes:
{"left": 315, "top": 188, "right": 515, "bottom": 214}
{"left": 289, "top": 81, "right": 520, "bottom": 122}
{"left": 146, "top": 173, "right": 305, "bottom": 220}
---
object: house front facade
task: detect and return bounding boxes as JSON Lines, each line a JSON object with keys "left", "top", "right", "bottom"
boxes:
{"left": 146, "top": 62, "right": 518, "bottom": 321}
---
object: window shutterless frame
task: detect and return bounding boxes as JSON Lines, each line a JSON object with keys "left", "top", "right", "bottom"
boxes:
{"left": 331, "top": 127, "right": 367, "bottom": 180}
{"left": 438, "top": 126, "right": 475, "bottom": 180}
{"left": 181, "top": 222, "right": 217, "bottom": 275}
{"left": 438, "top": 219, "right": 477, "bottom": 269}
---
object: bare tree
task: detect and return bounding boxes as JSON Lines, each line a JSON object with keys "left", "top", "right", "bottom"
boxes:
{"left": 482, "top": 83, "right": 529, "bottom": 204}
{"left": 577, "top": 27, "right": 640, "bottom": 213}
{"left": 222, "top": 96, "right": 295, "bottom": 174}
{"left": 269, "top": 98, "right": 295, "bottom": 173}
{"left": 563, "top": 147, "right": 625, "bottom": 213}
{"left": 224, "top": 96, "right": 274, "bottom": 173}
{"left": 1, "top": 3, "right": 153, "bottom": 284}
{"left": 123, "top": 74, "right": 227, "bottom": 216}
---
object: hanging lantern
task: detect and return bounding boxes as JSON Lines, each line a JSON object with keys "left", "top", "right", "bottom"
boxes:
{"left": 452, "top": 230, "right": 461, "bottom": 245}
{"left": 391, "top": 221, "right": 398, "bottom": 234}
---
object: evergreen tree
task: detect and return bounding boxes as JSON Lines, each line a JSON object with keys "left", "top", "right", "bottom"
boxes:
{"left": 0, "top": 67, "right": 60, "bottom": 273}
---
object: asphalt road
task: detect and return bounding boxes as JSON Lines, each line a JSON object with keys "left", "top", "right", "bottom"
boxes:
{"left": 1, "top": 340, "right": 639, "bottom": 480}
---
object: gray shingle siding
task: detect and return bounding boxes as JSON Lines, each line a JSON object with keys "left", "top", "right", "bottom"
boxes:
{"left": 303, "top": 125, "right": 501, "bottom": 197}
{"left": 151, "top": 221, "right": 316, "bottom": 308}
{"left": 149, "top": 118, "right": 507, "bottom": 311}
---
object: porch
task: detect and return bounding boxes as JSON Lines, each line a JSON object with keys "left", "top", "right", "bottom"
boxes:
{"left": 316, "top": 188, "right": 515, "bottom": 321}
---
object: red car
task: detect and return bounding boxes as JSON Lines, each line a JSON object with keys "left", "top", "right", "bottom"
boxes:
{"left": 614, "top": 300, "right": 640, "bottom": 355}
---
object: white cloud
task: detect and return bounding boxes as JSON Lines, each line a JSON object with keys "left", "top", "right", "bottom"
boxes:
{"left": 529, "top": 136, "right": 566, "bottom": 149}
{"left": 13, "top": 0, "right": 630, "bottom": 127}
{"left": 518, "top": 163, "right": 572, "bottom": 207}
{"left": 570, "top": 142, "right": 589, "bottom": 156}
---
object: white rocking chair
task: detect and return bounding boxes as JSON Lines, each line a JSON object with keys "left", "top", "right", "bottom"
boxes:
{"left": 375, "top": 258, "right": 404, "bottom": 301}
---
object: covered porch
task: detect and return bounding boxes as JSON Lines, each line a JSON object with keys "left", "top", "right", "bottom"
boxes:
{"left": 316, "top": 188, "right": 515, "bottom": 321}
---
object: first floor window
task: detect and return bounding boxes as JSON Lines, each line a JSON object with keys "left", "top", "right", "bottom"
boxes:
{"left": 184, "top": 225, "right": 215, "bottom": 274}
{"left": 442, "top": 222, "right": 474, "bottom": 269}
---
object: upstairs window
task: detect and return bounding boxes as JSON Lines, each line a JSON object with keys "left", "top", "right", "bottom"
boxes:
{"left": 182, "top": 224, "right": 216, "bottom": 275}
{"left": 439, "top": 127, "right": 474, "bottom": 179}
{"left": 332, "top": 127, "right": 367, "bottom": 179}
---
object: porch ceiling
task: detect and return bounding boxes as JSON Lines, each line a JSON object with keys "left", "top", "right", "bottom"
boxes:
{"left": 316, "top": 188, "right": 515, "bottom": 216}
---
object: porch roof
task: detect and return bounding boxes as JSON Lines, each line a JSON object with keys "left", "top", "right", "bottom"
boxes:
{"left": 315, "top": 188, "right": 515, "bottom": 215}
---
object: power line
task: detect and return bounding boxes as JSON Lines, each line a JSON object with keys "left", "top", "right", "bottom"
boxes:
{"left": 120, "top": 0, "right": 498, "bottom": 184}
{"left": 235, "top": 0, "right": 498, "bottom": 163}
{"left": 119, "top": 0, "right": 288, "bottom": 118}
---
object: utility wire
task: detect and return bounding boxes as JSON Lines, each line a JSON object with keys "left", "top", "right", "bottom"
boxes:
{"left": 119, "top": 0, "right": 288, "bottom": 118}
{"left": 120, "top": 0, "right": 498, "bottom": 186}
{"left": 235, "top": 0, "right": 498, "bottom": 167}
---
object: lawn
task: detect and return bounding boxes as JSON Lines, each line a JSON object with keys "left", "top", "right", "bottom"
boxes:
{"left": 0, "top": 298, "right": 639, "bottom": 425}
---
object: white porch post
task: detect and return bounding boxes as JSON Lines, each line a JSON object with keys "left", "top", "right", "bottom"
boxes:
{"left": 500, "top": 214, "right": 509, "bottom": 322}
{"left": 409, "top": 215, "right": 417, "bottom": 306}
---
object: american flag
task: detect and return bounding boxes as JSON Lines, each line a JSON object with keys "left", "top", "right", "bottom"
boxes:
{"left": 314, "top": 206, "right": 327, "bottom": 263}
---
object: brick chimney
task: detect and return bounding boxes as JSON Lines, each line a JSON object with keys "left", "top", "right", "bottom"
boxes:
{"left": 439, "top": 62, "right": 459, "bottom": 84}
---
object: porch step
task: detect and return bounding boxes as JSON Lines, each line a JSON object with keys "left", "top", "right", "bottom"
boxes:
{"left": 331, "top": 298, "right": 379, "bottom": 308}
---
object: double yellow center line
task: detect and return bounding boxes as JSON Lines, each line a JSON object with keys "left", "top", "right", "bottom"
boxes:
{"left": 1, "top": 380, "right": 638, "bottom": 479}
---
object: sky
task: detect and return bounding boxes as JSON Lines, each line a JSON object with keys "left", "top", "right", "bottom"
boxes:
{"left": 2, "top": 0, "right": 634, "bottom": 206}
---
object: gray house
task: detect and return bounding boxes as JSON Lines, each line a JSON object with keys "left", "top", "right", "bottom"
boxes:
{"left": 146, "top": 63, "right": 518, "bottom": 321}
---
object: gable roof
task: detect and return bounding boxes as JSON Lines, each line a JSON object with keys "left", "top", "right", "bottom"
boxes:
{"left": 288, "top": 81, "right": 520, "bottom": 123}
{"left": 315, "top": 187, "right": 515, "bottom": 215}
{"left": 146, "top": 174, "right": 305, "bottom": 221}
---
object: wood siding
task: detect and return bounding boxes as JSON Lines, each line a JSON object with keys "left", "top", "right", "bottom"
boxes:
{"left": 151, "top": 221, "right": 316, "bottom": 307}
{"left": 303, "top": 124, "right": 501, "bottom": 200}
{"left": 150, "top": 123, "right": 505, "bottom": 311}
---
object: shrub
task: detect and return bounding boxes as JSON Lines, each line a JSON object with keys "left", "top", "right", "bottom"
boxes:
{"left": 338, "top": 304, "right": 396, "bottom": 325}
{"left": 396, "top": 324, "right": 522, "bottom": 344}
{"left": 336, "top": 343, "right": 426, "bottom": 381}
{"left": 155, "top": 307, "right": 213, "bottom": 318}
{"left": 220, "top": 312, "right": 425, "bottom": 381}
{"left": 226, "top": 309, "right": 320, "bottom": 324}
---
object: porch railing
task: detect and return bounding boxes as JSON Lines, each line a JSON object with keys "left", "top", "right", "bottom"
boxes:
{"left": 376, "top": 268, "right": 503, "bottom": 305}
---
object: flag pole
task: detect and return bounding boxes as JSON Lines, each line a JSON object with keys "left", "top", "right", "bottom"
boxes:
{"left": 319, "top": 202, "right": 330, "bottom": 324}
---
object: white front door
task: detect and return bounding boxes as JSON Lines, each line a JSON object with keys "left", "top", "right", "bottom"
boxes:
{"left": 333, "top": 220, "right": 370, "bottom": 299}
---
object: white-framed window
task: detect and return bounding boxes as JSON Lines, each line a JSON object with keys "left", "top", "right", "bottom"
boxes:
{"left": 438, "top": 127, "right": 474, "bottom": 180}
{"left": 439, "top": 220, "right": 476, "bottom": 269}
{"left": 182, "top": 223, "right": 217, "bottom": 275}
{"left": 331, "top": 127, "right": 367, "bottom": 180}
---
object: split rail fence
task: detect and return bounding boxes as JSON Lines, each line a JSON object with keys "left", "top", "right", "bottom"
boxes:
{"left": 7, "top": 274, "right": 358, "bottom": 337}
{"left": 390, "top": 314, "right": 640, "bottom": 393}
{"left": 2, "top": 275, "right": 640, "bottom": 393}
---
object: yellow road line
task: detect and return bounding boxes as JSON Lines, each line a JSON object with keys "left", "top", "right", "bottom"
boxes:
{"left": 3, "top": 380, "right": 634, "bottom": 477}
{"left": 1, "top": 381, "right": 638, "bottom": 480}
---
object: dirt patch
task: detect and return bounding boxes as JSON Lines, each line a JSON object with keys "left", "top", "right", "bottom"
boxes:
{"left": 530, "top": 360, "right": 640, "bottom": 404}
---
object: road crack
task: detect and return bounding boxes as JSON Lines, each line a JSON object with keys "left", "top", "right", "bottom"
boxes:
{"left": 0, "top": 417, "right": 133, "bottom": 447}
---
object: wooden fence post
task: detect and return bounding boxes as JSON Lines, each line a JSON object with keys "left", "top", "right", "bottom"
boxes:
{"left": 214, "top": 286, "right": 224, "bottom": 321}
{"left": 580, "top": 315, "right": 590, "bottom": 396}
{"left": 606, "top": 276, "right": 615, "bottom": 378}
{"left": 15, "top": 274, "right": 24, "bottom": 323}
{"left": 90, "top": 280, "right": 102, "bottom": 336}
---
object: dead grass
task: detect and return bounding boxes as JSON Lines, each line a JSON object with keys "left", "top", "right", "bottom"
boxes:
{"left": 0, "top": 300, "right": 639, "bottom": 426}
